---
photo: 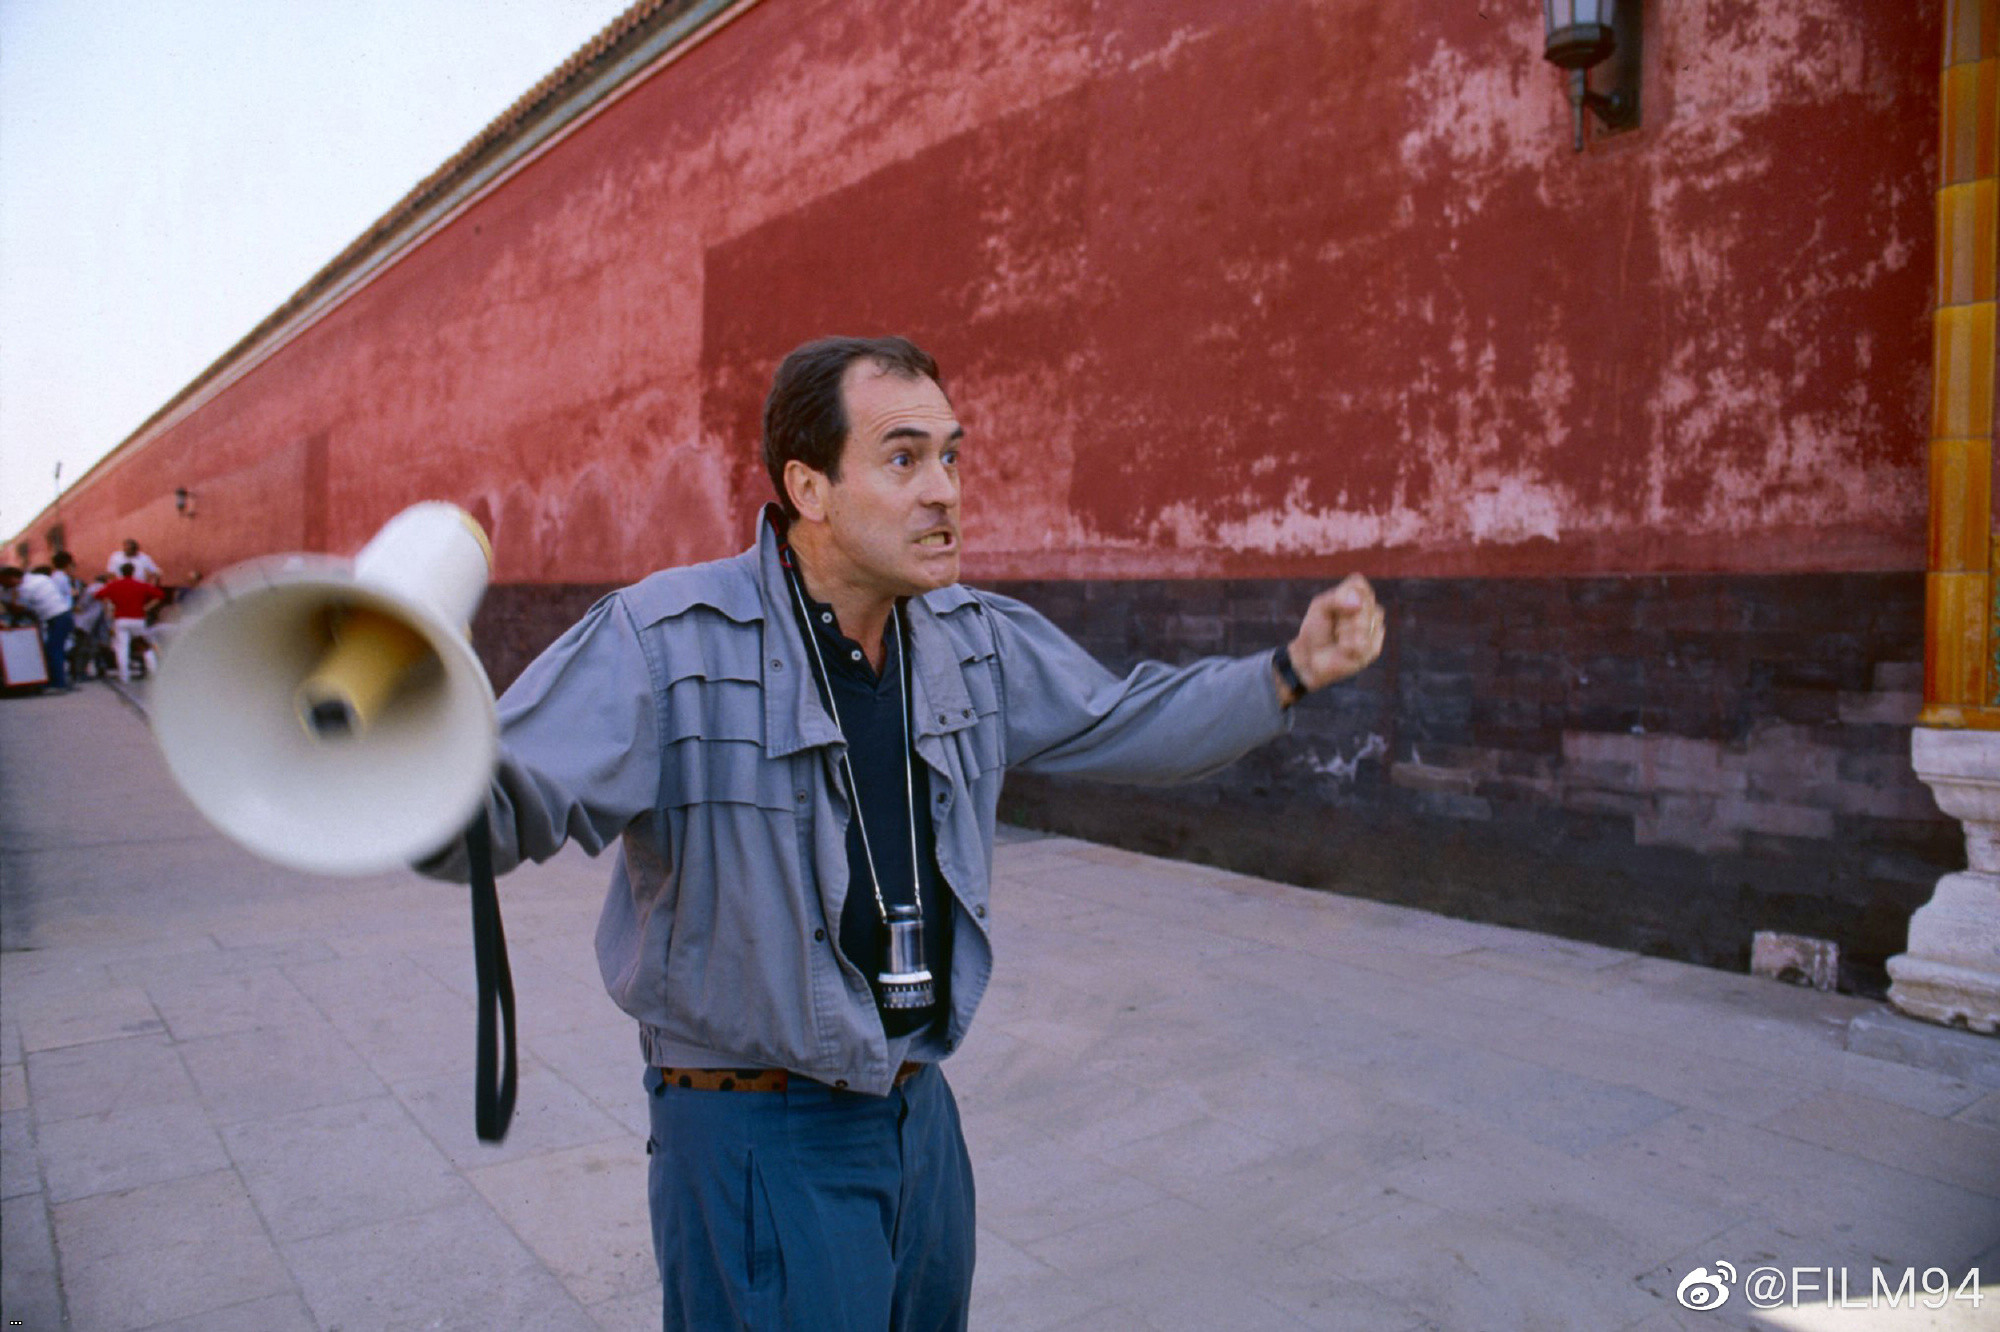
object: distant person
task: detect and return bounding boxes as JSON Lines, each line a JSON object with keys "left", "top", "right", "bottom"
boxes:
{"left": 105, "top": 539, "right": 162, "bottom": 585}
{"left": 94, "top": 564, "right": 166, "bottom": 682}
{"left": 69, "top": 574, "right": 111, "bottom": 680}
{"left": 50, "top": 551, "right": 83, "bottom": 601}
{"left": 0, "top": 565, "right": 76, "bottom": 691}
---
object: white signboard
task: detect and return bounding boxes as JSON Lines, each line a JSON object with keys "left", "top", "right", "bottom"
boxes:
{"left": 0, "top": 626, "right": 49, "bottom": 687}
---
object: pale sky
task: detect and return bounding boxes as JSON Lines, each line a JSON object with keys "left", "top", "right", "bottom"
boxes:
{"left": 0, "top": 0, "right": 635, "bottom": 541}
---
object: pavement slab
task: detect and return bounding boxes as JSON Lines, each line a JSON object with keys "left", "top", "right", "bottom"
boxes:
{"left": 465, "top": 1135, "right": 658, "bottom": 1308}
{"left": 220, "top": 1094, "right": 475, "bottom": 1242}
{"left": 4, "top": 683, "right": 1999, "bottom": 1329}
{"left": 52, "top": 1168, "right": 295, "bottom": 1332}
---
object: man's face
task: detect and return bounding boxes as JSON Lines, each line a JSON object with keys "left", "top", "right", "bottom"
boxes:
{"left": 122, "top": 541, "right": 138, "bottom": 556}
{"left": 810, "top": 362, "right": 964, "bottom": 599}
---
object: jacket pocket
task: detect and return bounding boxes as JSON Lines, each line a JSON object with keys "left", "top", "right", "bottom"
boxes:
{"left": 954, "top": 650, "right": 1005, "bottom": 778}
{"left": 664, "top": 735, "right": 796, "bottom": 811}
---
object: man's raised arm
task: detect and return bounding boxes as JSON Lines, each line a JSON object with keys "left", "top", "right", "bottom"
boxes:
{"left": 979, "top": 575, "right": 1385, "bottom": 787}
{"left": 417, "top": 592, "right": 660, "bottom": 881}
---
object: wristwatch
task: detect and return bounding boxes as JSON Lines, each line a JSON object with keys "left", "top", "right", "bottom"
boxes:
{"left": 1272, "top": 644, "right": 1308, "bottom": 707}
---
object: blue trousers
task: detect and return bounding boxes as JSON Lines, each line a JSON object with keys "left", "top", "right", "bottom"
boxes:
{"left": 644, "top": 1064, "right": 975, "bottom": 1331}
{"left": 41, "top": 612, "right": 72, "bottom": 690}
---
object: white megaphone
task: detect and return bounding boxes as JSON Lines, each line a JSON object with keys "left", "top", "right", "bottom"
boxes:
{"left": 151, "top": 502, "right": 499, "bottom": 875}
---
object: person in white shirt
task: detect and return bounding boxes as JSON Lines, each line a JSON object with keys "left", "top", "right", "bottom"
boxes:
{"left": 0, "top": 565, "right": 76, "bottom": 690}
{"left": 105, "top": 539, "right": 163, "bottom": 585}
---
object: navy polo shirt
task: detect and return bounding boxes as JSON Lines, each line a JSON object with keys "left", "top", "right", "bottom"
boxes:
{"left": 786, "top": 570, "right": 951, "bottom": 1039}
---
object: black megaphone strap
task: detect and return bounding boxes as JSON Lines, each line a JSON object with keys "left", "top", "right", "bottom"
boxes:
{"left": 465, "top": 809, "right": 518, "bottom": 1142}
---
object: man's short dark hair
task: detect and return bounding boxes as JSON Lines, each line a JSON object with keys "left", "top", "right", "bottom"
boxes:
{"left": 52, "top": 551, "right": 74, "bottom": 570}
{"left": 0, "top": 567, "right": 21, "bottom": 582}
{"left": 762, "top": 336, "right": 942, "bottom": 519}
{"left": 119, "top": 563, "right": 135, "bottom": 578}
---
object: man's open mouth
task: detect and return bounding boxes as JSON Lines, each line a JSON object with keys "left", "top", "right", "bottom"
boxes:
{"left": 917, "top": 531, "right": 956, "bottom": 548}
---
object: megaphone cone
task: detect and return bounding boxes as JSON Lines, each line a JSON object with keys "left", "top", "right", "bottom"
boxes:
{"left": 151, "top": 503, "right": 499, "bottom": 875}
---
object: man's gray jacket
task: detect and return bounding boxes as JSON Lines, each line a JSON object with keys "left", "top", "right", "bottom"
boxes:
{"left": 433, "top": 509, "right": 1290, "bottom": 1094}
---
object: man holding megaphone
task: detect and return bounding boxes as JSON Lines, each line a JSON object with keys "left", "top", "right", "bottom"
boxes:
{"left": 420, "top": 335, "right": 1384, "bottom": 1329}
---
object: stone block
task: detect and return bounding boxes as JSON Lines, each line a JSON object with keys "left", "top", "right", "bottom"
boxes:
{"left": 179, "top": 1020, "right": 385, "bottom": 1124}
{"left": 14, "top": 986, "right": 164, "bottom": 1054}
{"left": 281, "top": 1200, "right": 597, "bottom": 1332}
{"left": 53, "top": 1169, "right": 292, "bottom": 1332}
{"left": 134, "top": 1294, "right": 318, "bottom": 1331}
{"left": 145, "top": 965, "right": 322, "bottom": 1042}
{"left": 221, "top": 1096, "right": 473, "bottom": 1242}
{"left": 1563, "top": 757, "right": 1640, "bottom": 791}
{"left": 24, "top": 1034, "right": 199, "bottom": 1123}
{"left": 468, "top": 1136, "right": 684, "bottom": 1308}
{"left": 1750, "top": 931, "right": 1839, "bottom": 991}
{"left": 38, "top": 1101, "right": 230, "bottom": 1203}
{"left": 1312, "top": 1197, "right": 1661, "bottom": 1331}
{"left": 1, "top": 1193, "right": 62, "bottom": 1330}
{"left": 1845, "top": 1009, "right": 2000, "bottom": 1090}
{"left": 1837, "top": 689, "right": 1922, "bottom": 726}
{"left": 1957, "top": 1091, "right": 2000, "bottom": 1130}
{"left": 1716, "top": 797, "right": 1836, "bottom": 841}
{"left": 1588, "top": 1109, "right": 2000, "bottom": 1270}
{"left": 391, "top": 1059, "right": 626, "bottom": 1171}
{"left": 1762, "top": 1089, "right": 2000, "bottom": 1197}
{"left": 1873, "top": 661, "right": 1924, "bottom": 691}
{"left": 1563, "top": 788, "right": 1655, "bottom": 819}
{"left": 1, "top": 1109, "right": 37, "bottom": 1201}
{"left": 1635, "top": 796, "right": 1742, "bottom": 854}
{"left": 1404, "top": 789, "right": 1495, "bottom": 821}
{"left": 1388, "top": 760, "right": 1481, "bottom": 795}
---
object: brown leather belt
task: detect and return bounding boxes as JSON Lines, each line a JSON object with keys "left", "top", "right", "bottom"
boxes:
{"left": 657, "top": 1061, "right": 926, "bottom": 1093}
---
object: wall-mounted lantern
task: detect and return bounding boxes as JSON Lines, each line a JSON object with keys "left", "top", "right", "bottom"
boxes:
{"left": 175, "top": 486, "right": 197, "bottom": 518}
{"left": 1542, "top": 0, "right": 1643, "bottom": 152}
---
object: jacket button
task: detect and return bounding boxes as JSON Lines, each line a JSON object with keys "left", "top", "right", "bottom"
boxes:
{"left": 975, "top": 905, "right": 987, "bottom": 919}
{"left": 814, "top": 928, "right": 825, "bottom": 942}
{"left": 770, "top": 659, "right": 784, "bottom": 671}
{"left": 834, "top": 1079, "right": 848, "bottom": 1089}
{"left": 962, "top": 708, "right": 973, "bottom": 718}
{"left": 795, "top": 791, "right": 808, "bottom": 803}
{"left": 938, "top": 713, "right": 948, "bottom": 724}
{"left": 936, "top": 792, "right": 948, "bottom": 805}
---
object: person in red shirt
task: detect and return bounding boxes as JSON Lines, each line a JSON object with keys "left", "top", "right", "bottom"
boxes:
{"left": 94, "top": 563, "right": 166, "bottom": 682}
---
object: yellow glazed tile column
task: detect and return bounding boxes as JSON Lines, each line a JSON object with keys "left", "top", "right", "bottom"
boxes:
{"left": 1897, "top": 0, "right": 2000, "bottom": 1031}
{"left": 1923, "top": 2, "right": 2000, "bottom": 726}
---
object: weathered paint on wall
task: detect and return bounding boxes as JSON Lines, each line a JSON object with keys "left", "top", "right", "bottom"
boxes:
{"left": 22, "top": 0, "right": 1938, "bottom": 589}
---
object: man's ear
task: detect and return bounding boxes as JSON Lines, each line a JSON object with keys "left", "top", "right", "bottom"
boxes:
{"left": 784, "top": 459, "right": 832, "bottom": 523}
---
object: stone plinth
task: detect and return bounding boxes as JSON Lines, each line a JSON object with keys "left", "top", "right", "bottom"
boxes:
{"left": 1891, "top": 727, "right": 2000, "bottom": 1032}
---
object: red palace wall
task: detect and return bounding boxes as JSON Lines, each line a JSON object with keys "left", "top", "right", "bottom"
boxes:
{"left": 18, "top": 0, "right": 1955, "bottom": 982}
{"left": 24, "top": 0, "right": 1935, "bottom": 586}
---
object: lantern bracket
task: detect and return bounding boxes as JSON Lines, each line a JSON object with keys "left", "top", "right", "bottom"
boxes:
{"left": 1544, "top": 0, "right": 1643, "bottom": 152}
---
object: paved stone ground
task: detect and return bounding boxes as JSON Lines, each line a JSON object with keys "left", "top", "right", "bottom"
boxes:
{"left": 3, "top": 681, "right": 1998, "bottom": 1331}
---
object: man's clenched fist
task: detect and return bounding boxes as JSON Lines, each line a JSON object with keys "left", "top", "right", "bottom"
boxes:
{"left": 1277, "top": 574, "right": 1384, "bottom": 704}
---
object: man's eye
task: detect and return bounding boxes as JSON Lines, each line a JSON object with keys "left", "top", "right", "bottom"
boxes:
{"left": 890, "top": 452, "right": 913, "bottom": 468}
{"left": 942, "top": 449, "right": 959, "bottom": 467}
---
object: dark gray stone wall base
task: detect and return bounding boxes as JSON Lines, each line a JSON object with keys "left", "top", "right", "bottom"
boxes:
{"left": 476, "top": 571, "right": 1958, "bottom": 989}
